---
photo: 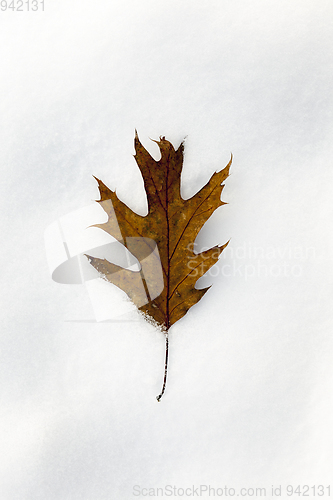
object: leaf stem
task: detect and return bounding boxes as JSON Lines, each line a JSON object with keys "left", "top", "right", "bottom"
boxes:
{"left": 156, "top": 331, "right": 169, "bottom": 402}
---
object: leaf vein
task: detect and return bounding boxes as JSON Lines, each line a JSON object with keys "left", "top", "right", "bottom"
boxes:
{"left": 169, "top": 175, "right": 224, "bottom": 262}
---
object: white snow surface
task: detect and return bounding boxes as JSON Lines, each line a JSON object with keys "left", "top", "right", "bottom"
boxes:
{"left": 0, "top": 0, "right": 332, "bottom": 498}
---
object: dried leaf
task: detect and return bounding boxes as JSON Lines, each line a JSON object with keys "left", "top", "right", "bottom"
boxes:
{"left": 86, "top": 132, "right": 231, "bottom": 399}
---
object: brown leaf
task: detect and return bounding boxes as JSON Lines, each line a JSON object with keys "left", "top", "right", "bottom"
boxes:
{"left": 86, "top": 131, "right": 231, "bottom": 331}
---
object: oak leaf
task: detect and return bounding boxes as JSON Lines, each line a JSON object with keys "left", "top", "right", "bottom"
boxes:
{"left": 86, "top": 132, "right": 231, "bottom": 400}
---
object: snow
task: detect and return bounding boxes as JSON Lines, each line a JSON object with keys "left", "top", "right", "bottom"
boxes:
{"left": 0, "top": 0, "right": 332, "bottom": 497}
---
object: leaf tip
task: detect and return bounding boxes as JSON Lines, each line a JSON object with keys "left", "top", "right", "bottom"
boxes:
{"left": 134, "top": 129, "right": 141, "bottom": 148}
{"left": 218, "top": 240, "right": 230, "bottom": 253}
